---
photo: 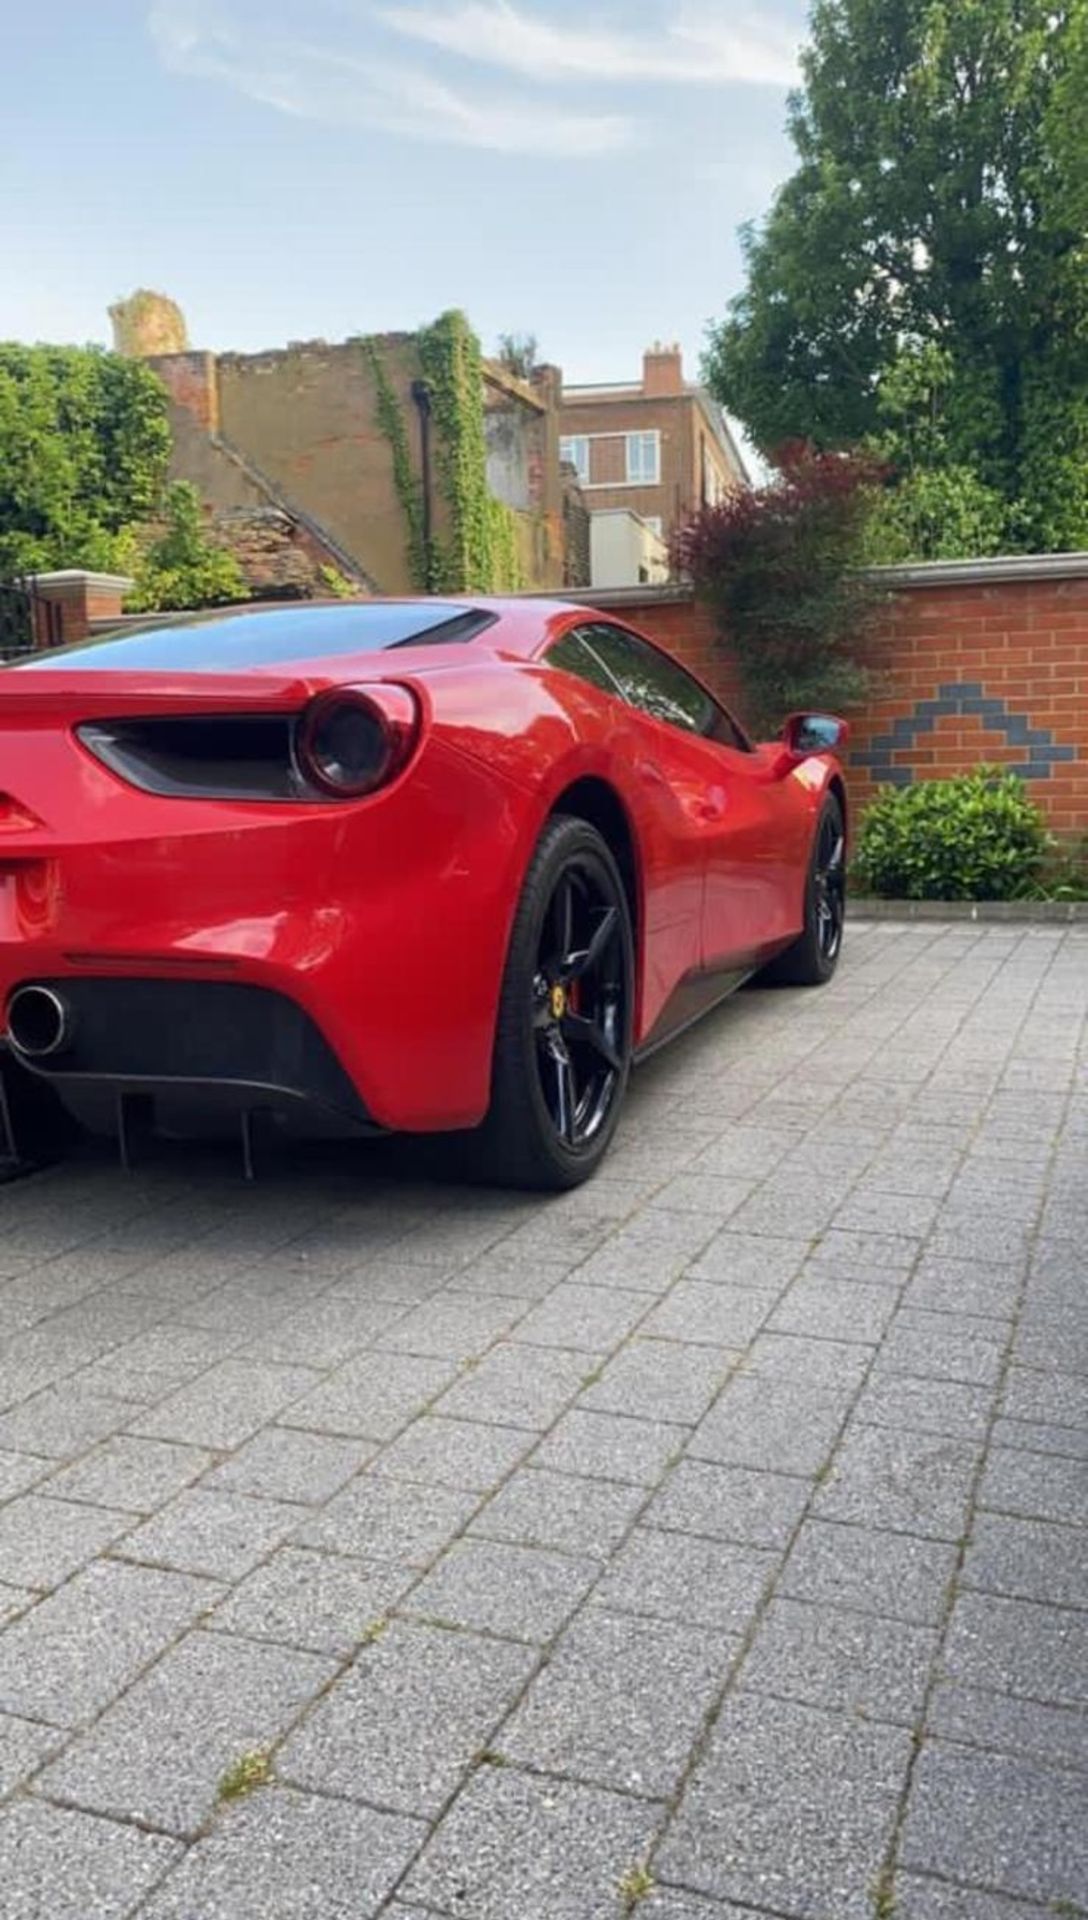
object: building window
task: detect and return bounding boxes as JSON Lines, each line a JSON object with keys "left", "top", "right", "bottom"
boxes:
{"left": 560, "top": 436, "right": 589, "bottom": 485}
{"left": 642, "top": 515, "right": 663, "bottom": 537}
{"left": 626, "top": 431, "right": 660, "bottom": 485}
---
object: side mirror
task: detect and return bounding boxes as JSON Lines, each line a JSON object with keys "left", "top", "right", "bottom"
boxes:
{"left": 782, "top": 712, "right": 849, "bottom": 756}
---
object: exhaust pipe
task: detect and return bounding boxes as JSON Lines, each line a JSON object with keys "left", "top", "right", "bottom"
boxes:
{"left": 6, "top": 986, "right": 75, "bottom": 1060}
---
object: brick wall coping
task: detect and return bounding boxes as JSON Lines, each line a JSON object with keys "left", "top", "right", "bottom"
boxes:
{"left": 534, "top": 551, "right": 1088, "bottom": 607}
{"left": 29, "top": 570, "right": 135, "bottom": 594}
{"left": 868, "top": 551, "right": 1088, "bottom": 588}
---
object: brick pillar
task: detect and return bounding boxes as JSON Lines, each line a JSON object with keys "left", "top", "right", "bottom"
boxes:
{"left": 29, "top": 572, "right": 134, "bottom": 648}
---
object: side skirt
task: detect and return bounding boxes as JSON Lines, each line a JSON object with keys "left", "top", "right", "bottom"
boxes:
{"left": 633, "top": 962, "right": 758, "bottom": 1065}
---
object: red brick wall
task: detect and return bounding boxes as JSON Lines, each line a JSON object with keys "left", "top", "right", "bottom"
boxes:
{"left": 610, "top": 575, "right": 1087, "bottom": 835}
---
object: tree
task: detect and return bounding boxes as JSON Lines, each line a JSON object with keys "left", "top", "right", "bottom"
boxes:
{"left": 0, "top": 345, "right": 171, "bottom": 574}
{"left": 706, "top": 1, "right": 1088, "bottom": 554}
{"left": 672, "top": 444, "right": 883, "bottom": 731}
{"left": 127, "top": 483, "right": 246, "bottom": 612}
{"left": 495, "top": 333, "right": 539, "bottom": 381}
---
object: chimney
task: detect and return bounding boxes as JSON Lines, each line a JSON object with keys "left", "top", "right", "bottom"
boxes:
{"left": 642, "top": 341, "right": 684, "bottom": 398}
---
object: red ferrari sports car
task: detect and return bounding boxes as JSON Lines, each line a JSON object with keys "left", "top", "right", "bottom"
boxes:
{"left": 0, "top": 598, "right": 847, "bottom": 1188}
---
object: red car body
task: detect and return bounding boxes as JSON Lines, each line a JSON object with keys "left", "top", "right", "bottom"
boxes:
{"left": 0, "top": 598, "right": 846, "bottom": 1164}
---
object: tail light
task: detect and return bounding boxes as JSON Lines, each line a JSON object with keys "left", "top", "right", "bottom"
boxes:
{"left": 295, "top": 685, "right": 421, "bottom": 798}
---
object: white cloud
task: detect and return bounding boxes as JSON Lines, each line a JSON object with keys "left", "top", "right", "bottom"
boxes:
{"left": 148, "top": 2, "right": 632, "bottom": 154}
{"left": 376, "top": 1, "right": 801, "bottom": 89}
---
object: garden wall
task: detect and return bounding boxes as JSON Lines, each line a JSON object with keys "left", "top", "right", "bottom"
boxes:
{"left": 575, "top": 555, "right": 1088, "bottom": 836}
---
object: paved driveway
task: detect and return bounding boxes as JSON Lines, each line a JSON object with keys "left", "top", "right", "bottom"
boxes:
{"left": 0, "top": 920, "right": 1085, "bottom": 1920}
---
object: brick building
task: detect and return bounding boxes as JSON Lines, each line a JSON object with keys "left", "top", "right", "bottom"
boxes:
{"left": 559, "top": 345, "right": 748, "bottom": 563}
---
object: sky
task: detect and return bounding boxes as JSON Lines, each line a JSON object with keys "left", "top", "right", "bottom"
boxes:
{"left": 1, "top": 0, "right": 809, "bottom": 386}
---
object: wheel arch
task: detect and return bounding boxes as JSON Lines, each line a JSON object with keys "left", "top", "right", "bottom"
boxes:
{"left": 548, "top": 776, "right": 641, "bottom": 953}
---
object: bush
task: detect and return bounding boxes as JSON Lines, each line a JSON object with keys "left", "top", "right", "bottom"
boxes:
{"left": 672, "top": 443, "right": 883, "bottom": 735}
{"left": 127, "top": 482, "right": 247, "bottom": 613}
{"left": 852, "top": 770, "right": 1050, "bottom": 901}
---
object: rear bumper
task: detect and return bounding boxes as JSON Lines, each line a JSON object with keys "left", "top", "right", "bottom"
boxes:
{"left": 4, "top": 977, "right": 372, "bottom": 1128}
{"left": 0, "top": 734, "right": 534, "bottom": 1134}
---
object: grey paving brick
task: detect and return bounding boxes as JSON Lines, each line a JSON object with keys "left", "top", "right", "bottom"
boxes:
{"left": 0, "top": 1451, "right": 48, "bottom": 1501}
{"left": 806, "top": 1227, "right": 922, "bottom": 1278}
{"left": 244, "top": 1293, "right": 403, "bottom": 1368}
{"left": 402, "top": 1765, "right": 657, "bottom": 1919}
{"left": 596, "top": 1527, "right": 777, "bottom": 1635}
{"left": 640, "top": 1895, "right": 755, "bottom": 1919}
{"left": 0, "top": 1557, "right": 217, "bottom": 1727}
{"left": 45, "top": 1437, "right": 213, "bottom": 1512}
{"left": 0, "top": 1797, "right": 180, "bottom": 1919}
{"left": 690, "top": 1373, "right": 852, "bottom": 1478}
{"left": 980, "top": 1445, "right": 1088, "bottom": 1528}
{"left": 0, "top": 1494, "right": 134, "bottom": 1591}
{"left": 205, "top": 1428, "right": 372, "bottom": 1504}
{"left": 901, "top": 1741, "right": 1088, "bottom": 1906}
{"left": 642, "top": 1282, "right": 777, "bottom": 1349}
{"left": 833, "top": 1189, "right": 942, "bottom": 1238}
{"left": 435, "top": 1340, "right": 588, "bottom": 1429}
{"left": 0, "top": 1712, "right": 64, "bottom": 1797}
{"left": 377, "top": 1292, "right": 522, "bottom": 1362}
{"left": 296, "top": 1474, "right": 478, "bottom": 1565}
{"left": 894, "top": 1874, "right": 1054, "bottom": 1919}
{"left": 504, "top": 1607, "right": 734, "bottom": 1796}
{"left": 1002, "top": 1364, "right": 1088, "bottom": 1431}
{"left": 0, "top": 1383, "right": 133, "bottom": 1458}
{"left": 283, "top": 1349, "right": 460, "bottom": 1442}
{"left": 992, "top": 1414, "right": 1088, "bottom": 1460}
{"left": 139, "top": 1785, "right": 424, "bottom": 1919}
{"left": 209, "top": 1546, "right": 414, "bottom": 1655}
{"left": 769, "top": 1276, "right": 899, "bottom": 1345}
{"left": 649, "top": 1172, "right": 757, "bottom": 1218}
{"left": 39, "top": 1628, "right": 335, "bottom": 1836}
{"left": 647, "top": 1459, "right": 810, "bottom": 1549}
{"left": 963, "top": 1511, "right": 1087, "bottom": 1610}
{"left": 928, "top": 1679, "right": 1088, "bottom": 1772}
{"left": 510, "top": 1281, "right": 648, "bottom": 1355}
{"left": 741, "top": 1595, "right": 938, "bottom": 1725}
{"left": 853, "top": 1370, "right": 994, "bottom": 1440}
{"left": 688, "top": 1230, "right": 809, "bottom": 1289}
{"left": 279, "top": 1617, "right": 534, "bottom": 1815}
{"left": 943, "top": 1591, "right": 1088, "bottom": 1708}
{"left": 72, "top": 1325, "right": 231, "bottom": 1404}
{"left": 874, "top": 1306, "right": 1008, "bottom": 1387}
{"left": 405, "top": 1537, "right": 597, "bottom": 1642}
{"left": 814, "top": 1424, "right": 981, "bottom": 1540}
{"left": 117, "top": 1487, "right": 300, "bottom": 1582}
{"left": 470, "top": 1466, "right": 644, "bottom": 1558}
{"left": 903, "top": 1256, "right": 1022, "bottom": 1321}
{"left": 131, "top": 1359, "right": 320, "bottom": 1450}
{"left": 658, "top": 1692, "right": 912, "bottom": 1918}
{"left": 370, "top": 1413, "right": 534, "bottom": 1492}
{"left": 741, "top": 1330, "right": 872, "bottom": 1391}
{"left": 1014, "top": 1305, "right": 1088, "bottom": 1375}
{"left": 781, "top": 1519, "right": 958, "bottom": 1626}
{"left": 579, "top": 1338, "right": 738, "bottom": 1426}
{"left": 533, "top": 1408, "right": 685, "bottom": 1486}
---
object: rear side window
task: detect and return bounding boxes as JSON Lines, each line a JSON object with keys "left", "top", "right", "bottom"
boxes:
{"left": 545, "top": 630, "right": 624, "bottom": 700}
{"left": 564, "top": 623, "right": 751, "bottom": 751}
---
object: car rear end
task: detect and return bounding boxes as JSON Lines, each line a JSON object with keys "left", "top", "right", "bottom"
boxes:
{"left": 0, "top": 604, "right": 534, "bottom": 1166}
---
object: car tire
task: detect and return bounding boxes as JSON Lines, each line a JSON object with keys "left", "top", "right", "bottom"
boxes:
{"left": 760, "top": 793, "right": 846, "bottom": 987}
{"left": 469, "top": 814, "right": 634, "bottom": 1190}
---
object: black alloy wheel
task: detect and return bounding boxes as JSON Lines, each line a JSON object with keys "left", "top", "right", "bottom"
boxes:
{"left": 812, "top": 806, "right": 846, "bottom": 964}
{"left": 473, "top": 815, "right": 634, "bottom": 1189}
{"left": 760, "top": 792, "right": 846, "bottom": 987}
{"left": 531, "top": 858, "right": 628, "bottom": 1152}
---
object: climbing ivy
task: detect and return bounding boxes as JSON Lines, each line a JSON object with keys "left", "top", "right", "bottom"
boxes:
{"left": 365, "top": 314, "right": 525, "bottom": 592}
{"left": 359, "top": 337, "right": 427, "bottom": 588}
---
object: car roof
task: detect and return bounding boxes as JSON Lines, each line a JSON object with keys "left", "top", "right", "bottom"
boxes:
{"left": 10, "top": 597, "right": 585, "bottom": 675}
